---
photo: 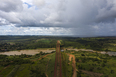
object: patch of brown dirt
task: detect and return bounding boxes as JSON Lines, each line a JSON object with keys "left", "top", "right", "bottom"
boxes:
{"left": 67, "top": 54, "right": 77, "bottom": 77}
{"left": 57, "top": 40, "right": 60, "bottom": 44}
{"left": 54, "top": 40, "right": 62, "bottom": 77}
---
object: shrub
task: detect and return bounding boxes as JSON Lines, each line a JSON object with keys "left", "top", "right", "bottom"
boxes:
{"left": 111, "top": 70, "right": 114, "bottom": 74}
{"left": 81, "top": 54, "right": 85, "bottom": 56}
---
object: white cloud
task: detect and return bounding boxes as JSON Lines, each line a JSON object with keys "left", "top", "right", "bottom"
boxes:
{"left": 33, "top": 0, "right": 45, "bottom": 7}
{"left": 21, "top": 0, "right": 32, "bottom": 4}
{"left": 0, "top": 24, "right": 72, "bottom": 35}
{"left": 0, "top": 0, "right": 116, "bottom": 36}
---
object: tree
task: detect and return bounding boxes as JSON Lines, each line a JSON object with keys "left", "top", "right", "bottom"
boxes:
{"left": 76, "top": 58, "right": 79, "bottom": 62}
{"left": 81, "top": 54, "right": 85, "bottom": 56}
{"left": 111, "top": 70, "right": 114, "bottom": 74}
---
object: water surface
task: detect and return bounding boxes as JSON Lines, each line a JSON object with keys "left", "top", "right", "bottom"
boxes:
{"left": 0, "top": 49, "right": 55, "bottom": 55}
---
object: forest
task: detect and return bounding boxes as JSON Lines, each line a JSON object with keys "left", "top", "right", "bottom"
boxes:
{"left": 0, "top": 36, "right": 116, "bottom": 52}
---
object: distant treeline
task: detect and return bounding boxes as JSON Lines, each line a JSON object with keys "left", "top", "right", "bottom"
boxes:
{"left": 0, "top": 36, "right": 116, "bottom": 52}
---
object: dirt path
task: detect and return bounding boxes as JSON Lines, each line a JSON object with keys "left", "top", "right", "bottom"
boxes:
{"left": 0, "top": 65, "right": 10, "bottom": 73}
{"left": 45, "top": 59, "right": 50, "bottom": 77}
{"left": 38, "top": 54, "right": 52, "bottom": 60}
{"left": 80, "top": 70, "right": 103, "bottom": 77}
{"left": 54, "top": 40, "right": 62, "bottom": 77}
{"left": 67, "top": 54, "right": 77, "bottom": 77}
{"left": 33, "top": 53, "right": 52, "bottom": 61}
{"left": 33, "top": 53, "right": 53, "bottom": 77}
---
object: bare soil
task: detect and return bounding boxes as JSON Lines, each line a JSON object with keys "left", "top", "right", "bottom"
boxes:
{"left": 54, "top": 40, "right": 62, "bottom": 77}
{"left": 67, "top": 54, "right": 77, "bottom": 77}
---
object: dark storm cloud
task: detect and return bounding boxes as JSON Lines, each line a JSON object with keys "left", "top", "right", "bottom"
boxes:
{"left": 0, "top": 0, "right": 116, "bottom": 36}
{"left": 56, "top": 0, "right": 116, "bottom": 27}
{"left": 0, "top": 0, "right": 23, "bottom": 12}
{"left": 0, "top": 0, "right": 23, "bottom": 25}
{"left": 0, "top": 0, "right": 116, "bottom": 28}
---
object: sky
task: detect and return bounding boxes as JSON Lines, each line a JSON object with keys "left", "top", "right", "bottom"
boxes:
{"left": 0, "top": 0, "right": 116, "bottom": 37}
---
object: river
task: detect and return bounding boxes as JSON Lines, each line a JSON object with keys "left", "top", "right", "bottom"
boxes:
{"left": 67, "top": 48, "right": 116, "bottom": 56}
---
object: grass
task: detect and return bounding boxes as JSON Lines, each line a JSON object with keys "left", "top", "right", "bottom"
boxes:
{"left": 66, "top": 50, "right": 116, "bottom": 77}
{"left": 0, "top": 52, "right": 56, "bottom": 77}
{"left": 7, "top": 65, "right": 20, "bottom": 77}
{"left": 61, "top": 52, "right": 73, "bottom": 77}
{"left": 1, "top": 47, "right": 116, "bottom": 77}
{"left": 0, "top": 65, "right": 14, "bottom": 77}
{"left": 38, "top": 39, "right": 51, "bottom": 43}
{"left": 14, "top": 64, "right": 31, "bottom": 77}
{"left": 46, "top": 53, "right": 55, "bottom": 77}
{"left": 0, "top": 66, "right": 4, "bottom": 71}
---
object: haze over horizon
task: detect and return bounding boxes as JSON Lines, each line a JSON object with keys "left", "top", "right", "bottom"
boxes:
{"left": 0, "top": 0, "right": 116, "bottom": 36}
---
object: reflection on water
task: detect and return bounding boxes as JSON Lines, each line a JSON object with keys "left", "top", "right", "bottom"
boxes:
{"left": 0, "top": 49, "right": 55, "bottom": 55}
{"left": 68, "top": 48, "right": 116, "bottom": 56}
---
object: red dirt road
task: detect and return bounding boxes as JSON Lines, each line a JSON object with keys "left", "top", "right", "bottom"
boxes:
{"left": 68, "top": 54, "right": 77, "bottom": 77}
{"left": 54, "top": 40, "right": 62, "bottom": 77}
{"left": 38, "top": 54, "right": 52, "bottom": 60}
{"left": 32, "top": 53, "right": 52, "bottom": 61}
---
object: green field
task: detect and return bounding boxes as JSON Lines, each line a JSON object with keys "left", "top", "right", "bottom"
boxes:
{"left": 66, "top": 50, "right": 116, "bottom": 77}
{"left": 0, "top": 52, "right": 56, "bottom": 77}
{"left": 61, "top": 52, "right": 73, "bottom": 77}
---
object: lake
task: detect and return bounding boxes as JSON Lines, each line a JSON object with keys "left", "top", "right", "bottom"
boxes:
{"left": 0, "top": 49, "right": 55, "bottom": 56}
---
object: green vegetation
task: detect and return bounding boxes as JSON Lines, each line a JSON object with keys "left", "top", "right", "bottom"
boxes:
{"left": 0, "top": 52, "right": 55, "bottom": 77}
{"left": 7, "top": 65, "right": 20, "bottom": 77}
{"left": 66, "top": 50, "right": 116, "bottom": 77}
{"left": 1, "top": 36, "right": 116, "bottom": 52}
{"left": 1, "top": 36, "right": 116, "bottom": 77}
{"left": 0, "top": 36, "right": 57, "bottom": 52}
{"left": 61, "top": 37, "right": 116, "bottom": 51}
{"left": 61, "top": 52, "right": 72, "bottom": 77}
{"left": 46, "top": 53, "right": 55, "bottom": 77}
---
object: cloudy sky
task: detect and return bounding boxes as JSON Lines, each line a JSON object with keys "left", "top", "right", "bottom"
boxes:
{"left": 0, "top": 0, "right": 116, "bottom": 36}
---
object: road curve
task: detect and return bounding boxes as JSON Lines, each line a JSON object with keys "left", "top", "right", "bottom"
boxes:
{"left": 68, "top": 54, "right": 77, "bottom": 77}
